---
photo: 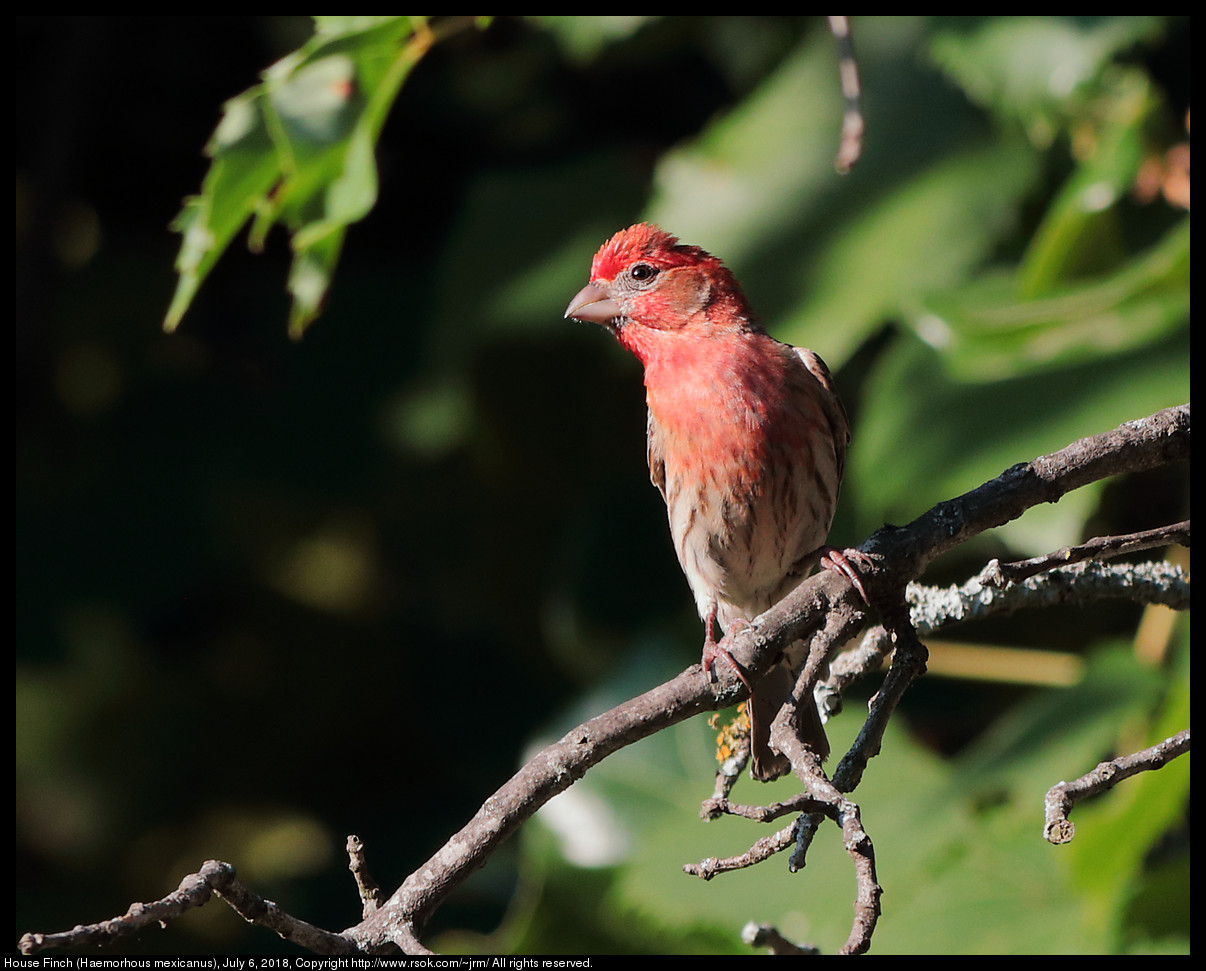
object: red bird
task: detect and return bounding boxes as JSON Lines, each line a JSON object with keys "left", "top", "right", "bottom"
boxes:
{"left": 566, "top": 223, "right": 855, "bottom": 780}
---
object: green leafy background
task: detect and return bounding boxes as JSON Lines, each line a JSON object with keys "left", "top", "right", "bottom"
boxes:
{"left": 17, "top": 16, "right": 1188, "bottom": 954}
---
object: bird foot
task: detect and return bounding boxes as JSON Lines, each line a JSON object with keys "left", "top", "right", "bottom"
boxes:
{"left": 701, "top": 615, "right": 755, "bottom": 697}
{"left": 817, "top": 546, "right": 872, "bottom": 603}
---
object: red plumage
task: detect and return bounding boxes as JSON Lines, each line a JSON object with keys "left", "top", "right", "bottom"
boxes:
{"left": 566, "top": 224, "right": 850, "bottom": 779}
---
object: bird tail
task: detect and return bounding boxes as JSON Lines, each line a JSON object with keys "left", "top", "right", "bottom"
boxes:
{"left": 749, "top": 661, "right": 830, "bottom": 781}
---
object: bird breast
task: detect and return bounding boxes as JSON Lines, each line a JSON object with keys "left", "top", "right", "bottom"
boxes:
{"left": 643, "top": 336, "right": 841, "bottom": 628}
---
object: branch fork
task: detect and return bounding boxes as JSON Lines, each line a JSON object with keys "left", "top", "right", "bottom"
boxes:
{"left": 20, "top": 405, "right": 1190, "bottom": 956}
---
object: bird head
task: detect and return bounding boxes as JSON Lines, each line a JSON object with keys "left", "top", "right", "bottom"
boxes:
{"left": 564, "top": 224, "right": 753, "bottom": 341}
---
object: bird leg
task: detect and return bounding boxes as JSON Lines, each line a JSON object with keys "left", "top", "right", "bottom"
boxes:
{"left": 700, "top": 605, "right": 755, "bottom": 698}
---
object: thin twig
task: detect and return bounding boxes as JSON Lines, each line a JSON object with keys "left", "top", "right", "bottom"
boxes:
{"left": 774, "top": 734, "right": 881, "bottom": 955}
{"left": 1044, "top": 729, "right": 1191, "bottom": 844}
{"left": 683, "top": 821, "right": 799, "bottom": 880}
{"left": 19, "top": 861, "right": 236, "bottom": 955}
{"left": 980, "top": 520, "right": 1190, "bottom": 586}
{"left": 18, "top": 860, "right": 360, "bottom": 956}
{"left": 742, "top": 921, "right": 820, "bottom": 955}
{"left": 701, "top": 791, "right": 823, "bottom": 823}
{"left": 347, "top": 835, "right": 384, "bottom": 918}
{"left": 828, "top": 16, "right": 865, "bottom": 173}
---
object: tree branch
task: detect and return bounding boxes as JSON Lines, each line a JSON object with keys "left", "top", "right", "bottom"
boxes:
{"left": 828, "top": 15, "right": 865, "bottom": 174}
{"left": 18, "top": 860, "right": 361, "bottom": 956}
{"left": 742, "top": 920, "right": 820, "bottom": 955}
{"left": 348, "top": 835, "right": 385, "bottom": 919}
{"left": 349, "top": 403, "right": 1190, "bottom": 953}
{"left": 1043, "top": 729, "right": 1192, "bottom": 844}
{"left": 979, "top": 520, "right": 1189, "bottom": 586}
{"left": 19, "top": 403, "right": 1190, "bottom": 955}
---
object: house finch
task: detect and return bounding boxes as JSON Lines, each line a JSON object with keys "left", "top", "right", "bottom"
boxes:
{"left": 565, "top": 223, "right": 857, "bottom": 780}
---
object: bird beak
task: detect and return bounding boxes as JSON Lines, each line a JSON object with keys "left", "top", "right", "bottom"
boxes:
{"left": 565, "top": 282, "right": 622, "bottom": 325}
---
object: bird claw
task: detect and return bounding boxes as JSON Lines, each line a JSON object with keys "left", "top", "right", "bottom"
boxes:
{"left": 818, "top": 546, "right": 871, "bottom": 604}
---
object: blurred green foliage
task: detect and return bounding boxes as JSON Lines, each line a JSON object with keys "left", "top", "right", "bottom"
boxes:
{"left": 17, "top": 15, "right": 1188, "bottom": 955}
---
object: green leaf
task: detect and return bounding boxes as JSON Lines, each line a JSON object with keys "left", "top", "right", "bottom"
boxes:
{"left": 873, "top": 641, "right": 1175, "bottom": 955}
{"left": 287, "top": 226, "right": 346, "bottom": 340}
{"left": 640, "top": 22, "right": 1041, "bottom": 370}
{"left": 918, "top": 218, "right": 1189, "bottom": 381}
{"left": 644, "top": 26, "right": 851, "bottom": 275}
{"left": 776, "top": 136, "right": 1041, "bottom": 365}
{"left": 511, "top": 638, "right": 1186, "bottom": 954}
{"left": 163, "top": 89, "right": 279, "bottom": 333}
{"left": 1063, "top": 623, "right": 1190, "bottom": 949}
{"left": 164, "top": 15, "right": 465, "bottom": 337}
{"left": 849, "top": 326, "right": 1189, "bottom": 554}
{"left": 1016, "top": 70, "right": 1161, "bottom": 297}
{"left": 929, "top": 16, "right": 1166, "bottom": 147}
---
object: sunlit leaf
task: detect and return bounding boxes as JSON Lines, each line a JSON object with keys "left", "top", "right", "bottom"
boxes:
{"left": 918, "top": 218, "right": 1189, "bottom": 381}
{"left": 849, "top": 327, "right": 1189, "bottom": 554}
{"left": 163, "top": 89, "right": 278, "bottom": 333}
{"left": 1017, "top": 70, "right": 1161, "bottom": 297}
{"left": 164, "top": 15, "right": 475, "bottom": 337}
{"left": 779, "top": 136, "right": 1042, "bottom": 366}
{"left": 929, "top": 16, "right": 1165, "bottom": 147}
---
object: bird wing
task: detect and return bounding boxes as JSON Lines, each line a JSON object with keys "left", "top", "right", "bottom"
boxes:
{"left": 646, "top": 408, "right": 669, "bottom": 501}
{"left": 794, "top": 346, "right": 850, "bottom": 483}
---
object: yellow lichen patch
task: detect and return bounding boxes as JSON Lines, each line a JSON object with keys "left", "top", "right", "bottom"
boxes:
{"left": 711, "top": 703, "right": 751, "bottom": 762}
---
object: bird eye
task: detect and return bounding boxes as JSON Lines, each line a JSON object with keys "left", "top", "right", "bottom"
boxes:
{"left": 628, "top": 262, "right": 658, "bottom": 283}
